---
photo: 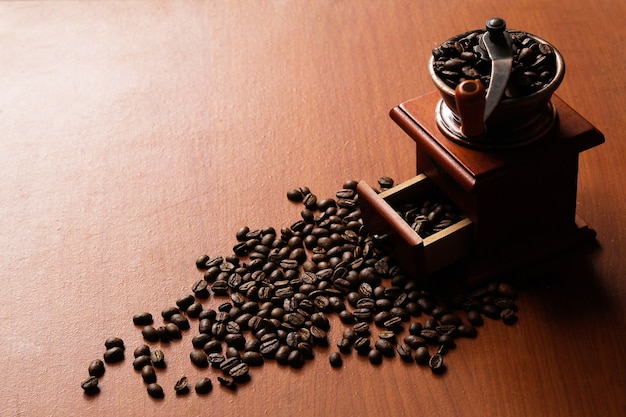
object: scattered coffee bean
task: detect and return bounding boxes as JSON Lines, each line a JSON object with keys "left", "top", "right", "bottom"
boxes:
{"left": 133, "top": 312, "right": 153, "bottom": 326}
{"left": 174, "top": 376, "right": 189, "bottom": 395}
{"left": 134, "top": 344, "right": 151, "bottom": 358}
{"left": 104, "top": 337, "right": 125, "bottom": 350}
{"left": 190, "top": 350, "right": 209, "bottom": 368}
{"left": 150, "top": 349, "right": 166, "bottom": 369}
{"left": 141, "top": 365, "right": 157, "bottom": 384}
{"left": 368, "top": 349, "right": 383, "bottom": 365}
{"left": 81, "top": 376, "right": 100, "bottom": 395}
{"left": 103, "top": 347, "right": 124, "bottom": 364}
{"left": 415, "top": 346, "right": 430, "bottom": 366}
{"left": 429, "top": 353, "right": 446, "bottom": 374}
{"left": 329, "top": 352, "right": 343, "bottom": 368}
{"left": 146, "top": 382, "right": 164, "bottom": 399}
{"left": 195, "top": 377, "right": 213, "bottom": 394}
{"left": 133, "top": 355, "right": 152, "bottom": 371}
{"left": 88, "top": 359, "right": 105, "bottom": 378}
{"left": 217, "top": 375, "right": 237, "bottom": 391}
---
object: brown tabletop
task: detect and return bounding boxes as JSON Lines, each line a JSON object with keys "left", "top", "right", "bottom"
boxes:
{"left": 1, "top": 2, "right": 625, "bottom": 416}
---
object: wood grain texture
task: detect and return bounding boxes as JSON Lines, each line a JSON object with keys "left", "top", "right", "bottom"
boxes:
{"left": 1, "top": 1, "right": 625, "bottom": 416}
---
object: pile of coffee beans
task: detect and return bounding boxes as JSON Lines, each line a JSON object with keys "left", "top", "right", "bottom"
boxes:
{"left": 391, "top": 191, "right": 466, "bottom": 238}
{"left": 432, "top": 30, "right": 558, "bottom": 98}
{"left": 81, "top": 177, "right": 520, "bottom": 398}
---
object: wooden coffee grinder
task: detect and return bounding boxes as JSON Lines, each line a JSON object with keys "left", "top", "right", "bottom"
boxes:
{"left": 357, "top": 18, "right": 604, "bottom": 285}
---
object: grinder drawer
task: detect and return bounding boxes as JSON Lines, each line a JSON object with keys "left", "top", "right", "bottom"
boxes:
{"left": 357, "top": 174, "right": 473, "bottom": 284}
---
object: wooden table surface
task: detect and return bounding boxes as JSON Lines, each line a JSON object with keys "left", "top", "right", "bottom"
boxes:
{"left": 1, "top": 1, "right": 625, "bottom": 416}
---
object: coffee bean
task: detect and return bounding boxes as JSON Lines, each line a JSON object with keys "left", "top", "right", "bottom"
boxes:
{"left": 88, "top": 359, "right": 105, "bottom": 378}
{"left": 482, "top": 304, "right": 501, "bottom": 320}
{"left": 190, "top": 350, "right": 209, "bottom": 368}
{"left": 164, "top": 323, "right": 182, "bottom": 339}
{"left": 147, "top": 382, "right": 164, "bottom": 399}
{"left": 104, "top": 337, "right": 125, "bottom": 350}
{"left": 466, "top": 310, "right": 484, "bottom": 326}
{"left": 141, "top": 365, "right": 157, "bottom": 384}
{"left": 374, "top": 339, "right": 395, "bottom": 357}
{"left": 500, "top": 308, "right": 518, "bottom": 325}
{"left": 429, "top": 353, "right": 446, "bottom": 374}
{"left": 174, "top": 376, "right": 189, "bottom": 395}
{"left": 404, "top": 334, "right": 426, "bottom": 349}
{"left": 103, "top": 347, "right": 124, "bottom": 364}
{"left": 81, "top": 376, "right": 99, "bottom": 395}
{"left": 287, "top": 189, "right": 304, "bottom": 202}
{"left": 242, "top": 351, "right": 264, "bottom": 367}
{"left": 368, "top": 349, "right": 383, "bottom": 365}
{"left": 328, "top": 352, "right": 343, "bottom": 368}
{"left": 229, "top": 362, "right": 250, "bottom": 381}
{"left": 133, "top": 312, "right": 153, "bottom": 326}
{"left": 458, "top": 324, "right": 478, "bottom": 338}
{"left": 141, "top": 325, "right": 159, "bottom": 343}
{"left": 150, "top": 349, "right": 166, "bottom": 368}
{"left": 397, "top": 344, "right": 414, "bottom": 362}
{"left": 133, "top": 344, "right": 151, "bottom": 358}
{"left": 415, "top": 346, "right": 430, "bottom": 366}
{"left": 195, "top": 377, "right": 213, "bottom": 394}
{"left": 217, "top": 376, "right": 238, "bottom": 391}
{"left": 208, "top": 353, "right": 226, "bottom": 367}
{"left": 133, "top": 355, "right": 152, "bottom": 371}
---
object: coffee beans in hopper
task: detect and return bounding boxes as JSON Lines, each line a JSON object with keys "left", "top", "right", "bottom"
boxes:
{"left": 80, "top": 177, "right": 522, "bottom": 399}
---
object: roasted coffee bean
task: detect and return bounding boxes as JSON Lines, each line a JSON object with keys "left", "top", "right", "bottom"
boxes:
{"left": 482, "top": 304, "right": 501, "bottom": 320}
{"left": 242, "top": 351, "right": 264, "bottom": 367}
{"left": 147, "top": 382, "right": 164, "bottom": 399}
{"left": 260, "top": 338, "right": 280, "bottom": 358}
{"left": 81, "top": 376, "right": 100, "bottom": 395}
{"left": 176, "top": 294, "right": 195, "bottom": 311}
{"left": 420, "top": 329, "right": 440, "bottom": 344}
{"left": 195, "top": 377, "right": 213, "bottom": 394}
{"left": 287, "top": 188, "right": 304, "bottom": 202}
{"left": 337, "top": 337, "right": 352, "bottom": 354}
{"left": 133, "top": 344, "right": 151, "bottom": 358}
{"left": 354, "top": 337, "right": 371, "bottom": 355}
{"left": 428, "top": 353, "right": 446, "bottom": 374}
{"left": 186, "top": 302, "right": 204, "bottom": 318}
{"left": 458, "top": 324, "right": 478, "bottom": 338}
{"left": 169, "top": 314, "right": 190, "bottom": 330}
{"left": 368, "top": 349, "right": 383, "bottom": 365}
{"left": 150, "top": 349, "right": 166, "bottom": 368}
{"left": 374, "top": 339, "right": 395, "bottom": 357}
{"left": 161, "top": 306, "right": 180, "bottom": 321}
{"left": 467, "top": 310, "right": 484, "bottom": 326}
{"left": 501, "top": 308, "right": 518, "bottom": 325}
{"left": 408, "top": 322, "right": 423, "bottom": 336}
{"left": 190, "top": 350, "right": 209, "bottom": 368}
{"left": 174, "top": 376, "right": 189, "bottom": 395}
{"left": 164, "top": 323, "right": 182, "bottom": 339}
{"left": 104, "top": 337, "right": 125, "bottom": 350}
{"left": 196, "top": 254, "right": 211, "bottom": 269}
{"left": 397, "top": 344, "right": 414, "bottom": 362}
{"left": 192, "top": 279, "right": 210, "bottom": 298}
{"left": 217, "top": 375, "right": 238, "bottom": 391}
{"left": 229, "top": 362, "right": 250, "bottom": 381}
{"left": 141, "top": 365, "right": 157, "bottom": 384}
{"left": 404, "top": 334, "right": 426, "bottom": 349}
{"left": 219, "top": 357, "right": 242, "bottom": 375}
{"left": 208, "top": 353, "right": 226, "bottom": 367}
{"left": 329, "top": 352, "right": 343, "bottom": 368}
{"left": 287, "top": 350, "right": 305, "bottom": 368}
{"left": 88, "top": 359, "right": 105, "bottom": 378}
{"left": 103, "top": 347, "right": 124, "bottom": 363}
{"left": 133, "top": 312, "right": 153, "bottom": 326}
{"left": 133, "top": 355, "right": 152, "bottom": 371}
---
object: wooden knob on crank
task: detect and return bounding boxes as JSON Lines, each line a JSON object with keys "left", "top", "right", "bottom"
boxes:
{"left": 454, "top": 79, "right": 486, "bottom": 137}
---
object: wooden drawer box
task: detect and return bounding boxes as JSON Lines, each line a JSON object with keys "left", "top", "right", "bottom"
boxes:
{"left": 357, "top": 174, "right": 473, "bottom": 285}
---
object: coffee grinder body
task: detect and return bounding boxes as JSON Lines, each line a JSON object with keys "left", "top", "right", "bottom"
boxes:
{"left": 357, "top": 18, "right": 604, "bottom": 286}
